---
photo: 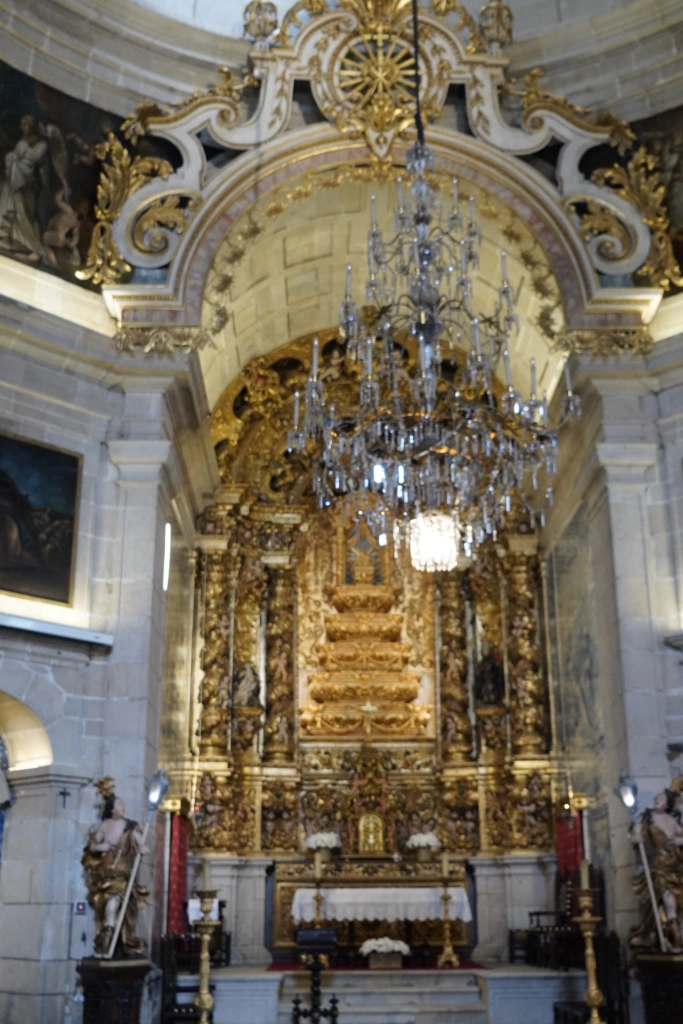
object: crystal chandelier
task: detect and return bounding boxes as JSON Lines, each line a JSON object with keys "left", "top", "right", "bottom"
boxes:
{"left": 287, "top": 0, "right": 579, "bottom": 570}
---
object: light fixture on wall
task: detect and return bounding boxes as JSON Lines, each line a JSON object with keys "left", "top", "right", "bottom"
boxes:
{"left": 162, "top": 522, "right": 172, "bottom": 592}
{"left": 288, "top": 0, "right": 579, "bottom": 570}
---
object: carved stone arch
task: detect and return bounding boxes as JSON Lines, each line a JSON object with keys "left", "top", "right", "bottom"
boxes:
{"left": 105, "top": 123, "right": 658, "bottom": 338}
{"left": 92, "top": 0, "right": 672, "bottom": 362}
{"left": 0, "top": 693, "right": 54, "bottom": 772}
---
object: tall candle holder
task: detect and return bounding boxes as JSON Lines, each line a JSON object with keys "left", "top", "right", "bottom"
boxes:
{"left": 194, "top": 889, "right": 220, "bottom": 1024}
{"left": 573, "top": 865, "right": 605, "bottom": 1024}
{"left": 313, "top": 850, "right": 325, "bottom": 927}
{"left": 437, "top": 857, "right": 459, "bottom": 969}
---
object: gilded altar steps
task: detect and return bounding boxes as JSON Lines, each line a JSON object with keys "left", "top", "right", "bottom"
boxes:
{"left": 277, "top": 970, "right": 487, "bottom": 1024}
{"left": 325, "top": 613, "right": 403, "bottom": 643}
{"left": 319, "top": 641, "right": 411, "bottom": 671}
{"left": 309, "top": 671, "right": 420, "bottom": 704}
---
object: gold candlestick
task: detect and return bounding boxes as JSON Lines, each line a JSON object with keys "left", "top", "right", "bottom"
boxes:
{"left": 573, "top": 883, "right": 605, "bottom": 1024}
{"left": 194, "top": 889, "right": 220, "bottom": 1024}
{"left": 437, "top": 877, "right": 459, "bottom": 968}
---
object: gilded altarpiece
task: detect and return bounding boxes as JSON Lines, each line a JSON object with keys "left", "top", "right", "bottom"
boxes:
{"left": 184, "top": 338, "right": 558, "bottom": 947}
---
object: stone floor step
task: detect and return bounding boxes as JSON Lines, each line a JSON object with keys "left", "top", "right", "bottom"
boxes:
{"left": 277, "top": 970, "right": 487, "bottom": 1024}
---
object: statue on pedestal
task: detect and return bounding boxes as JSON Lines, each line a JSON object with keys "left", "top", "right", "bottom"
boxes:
{"left": 82, "top": 778, "right": 149, "bottom": 957}
{"left": 630, "top": 779, "right": 683, "bottom": 952}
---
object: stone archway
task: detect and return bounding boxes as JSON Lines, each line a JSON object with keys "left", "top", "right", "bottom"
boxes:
{"left": 0, "top": 692, "right": 53, "bottom": 772}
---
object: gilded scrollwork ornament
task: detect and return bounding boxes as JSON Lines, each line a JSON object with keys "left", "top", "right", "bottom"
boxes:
{"left": 518, "top": 69, "right": 635, "bottom": 156}
{"left": 75, "top": 133, "right": 175, "bottom": 286}
{"left": 483, "top": 771, "right": 513, "bottom": 851}
{"left": 511, "top": 771, "right": 553, "bottom": 850}
{"left": 193, "top": 772, "right": 233, "bottom": 849}
{"left": 440, "top": 778, "right": 480, "bottom": 854}
{"left": 590, "top": 146, "right": 683, "bottom": 291}
{"left": 120, "top": 66, "right": 260, "bottom": 145}
{"left": 262, "top": 781, "right": 300, "bottom": 851}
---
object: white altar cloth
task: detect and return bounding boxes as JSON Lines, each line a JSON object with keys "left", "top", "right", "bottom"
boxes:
{"left": 291, "top": 886, "right": 472, "bottom": 924}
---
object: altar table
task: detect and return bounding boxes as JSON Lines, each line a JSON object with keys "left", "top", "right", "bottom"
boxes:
{"left": 291, "top": 886, "right": 472, "bottom": 924}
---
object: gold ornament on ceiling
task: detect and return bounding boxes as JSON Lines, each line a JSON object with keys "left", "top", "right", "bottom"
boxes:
{"left": 244, "top": 0, "right": 279, "bottom": 41}
{"left": 478, "top": 1, "right": 512, "bottom": 54}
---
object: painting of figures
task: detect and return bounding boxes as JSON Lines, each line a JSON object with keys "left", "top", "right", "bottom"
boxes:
{"left": 0, "top": 433, "right": 79, "bottom": 603}
{"left": 0, "top": 61, "right": 121, "bottom": 283}
{"left": 0, "top": 58, "right": 177, "bottom": 287}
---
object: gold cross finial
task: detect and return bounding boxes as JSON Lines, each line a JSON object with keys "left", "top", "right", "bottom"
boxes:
{"left": 359, "top": 700, "right": 378, "bottom": 735}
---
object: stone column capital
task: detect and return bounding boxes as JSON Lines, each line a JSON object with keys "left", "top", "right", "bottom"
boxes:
{"left": 594, "top": 441, "right": 658, "bottom": 486}
{"left": 108, "top": 439, "right": 173, "bottom": 483}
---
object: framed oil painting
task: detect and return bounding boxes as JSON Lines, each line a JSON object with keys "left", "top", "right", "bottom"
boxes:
{"left": 0, "top": 432, "right": 80, "bottom": 604}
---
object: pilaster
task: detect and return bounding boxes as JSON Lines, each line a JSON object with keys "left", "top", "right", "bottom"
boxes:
{"left": 104, "top": 439, "right": 173, "bottom": 817}
{"left": 193, "top": 856, "right": 273, "bottom": 966}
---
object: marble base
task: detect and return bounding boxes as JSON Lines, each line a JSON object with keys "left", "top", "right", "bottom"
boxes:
{"left": 207, "top": 965, "right": 586, "bottom": 1024}
{"left": 189, "top": 856, "right": 272, "bottom": 966}
{"left": 471, "top": 854, "right": 556, "bottom": 960}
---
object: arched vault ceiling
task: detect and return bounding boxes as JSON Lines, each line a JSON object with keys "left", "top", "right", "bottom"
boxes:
{"left": 1, "top": 0, "right": 682, "bottom": 120}
{"left": 198, "top": 171, "right": 566, "bottom": 411}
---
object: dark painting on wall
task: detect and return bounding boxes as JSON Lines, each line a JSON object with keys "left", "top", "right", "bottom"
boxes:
{"left": 0, "top": 433, "right": 80, "bottom": 604}
{"left": 0, "top": 58, "right": 178, "bottom": 288}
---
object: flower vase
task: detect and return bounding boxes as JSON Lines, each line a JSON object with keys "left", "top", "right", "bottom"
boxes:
{"left": 318, "top": 847, "right": 332, "bottom": 863}
{"left": 368, "top": 952, "right": 403, "bottom": 970}
{"left": 416, "top": 846, "right": 432, "bottom": 863}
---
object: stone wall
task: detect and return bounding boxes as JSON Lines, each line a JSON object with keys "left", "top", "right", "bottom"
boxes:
{"left": 544, "top": 336, "right": 683, "bottom": 942}
{"left": 0, "top": 282, "right": 216, "bottom": 1023}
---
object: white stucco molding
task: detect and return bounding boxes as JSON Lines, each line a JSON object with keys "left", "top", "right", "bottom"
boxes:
{"left": 0, "top": 613, "right": 113, "bottom": 648}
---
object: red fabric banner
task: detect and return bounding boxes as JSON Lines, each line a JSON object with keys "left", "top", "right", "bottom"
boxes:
{"left": 167, "top": 814, "right": 189, "bottom": 934}
{"left": 556, "top": 811, "right": 584, "bottom": 878}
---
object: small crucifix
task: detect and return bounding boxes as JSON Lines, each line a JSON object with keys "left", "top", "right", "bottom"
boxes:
{"left": 359, "top": 700, "right": 377, "bottom": 737}
{"left": 59, "top": 788, "right": 72, "bottom": 809}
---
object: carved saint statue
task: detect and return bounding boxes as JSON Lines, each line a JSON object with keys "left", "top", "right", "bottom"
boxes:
{"left": 630, "top": 780, "right": 683, "bottom": 952}
{"left": 474, "top": 645, "right": 505, "bottom": 706}
{"left": 81, "top": 781, "right": 149, "bottom": 957}
{"left": 233, "top": 662, "right": 261, "bottom": 707}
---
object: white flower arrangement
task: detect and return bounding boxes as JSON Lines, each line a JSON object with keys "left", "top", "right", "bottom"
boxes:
{"left": 405, "top": 831, "right": 441, "bottom": 850}
{"left": 305, "top": 831, "right": 342, "bottom": 850}
{"left": 359, "top": 938, "right": 410, "bottom": 957}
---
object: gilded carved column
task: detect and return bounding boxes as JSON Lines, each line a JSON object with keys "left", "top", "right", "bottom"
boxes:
{"left": 469, "top": 547, "right": 508, "bottom": 762}
{"left": 231, "top": 553, "right": 268, "bottom": 761}
{"left": 505, "top": 550, "right": 548, "bottom": 756}
{"left": 264, "top": 566, "right": 296, "bottom": 762}
{"left": 439, "top": 574, "right": 472, "bottom": 762}
{"left": 197, "top": 549, "right": 233, "bottom": 757}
